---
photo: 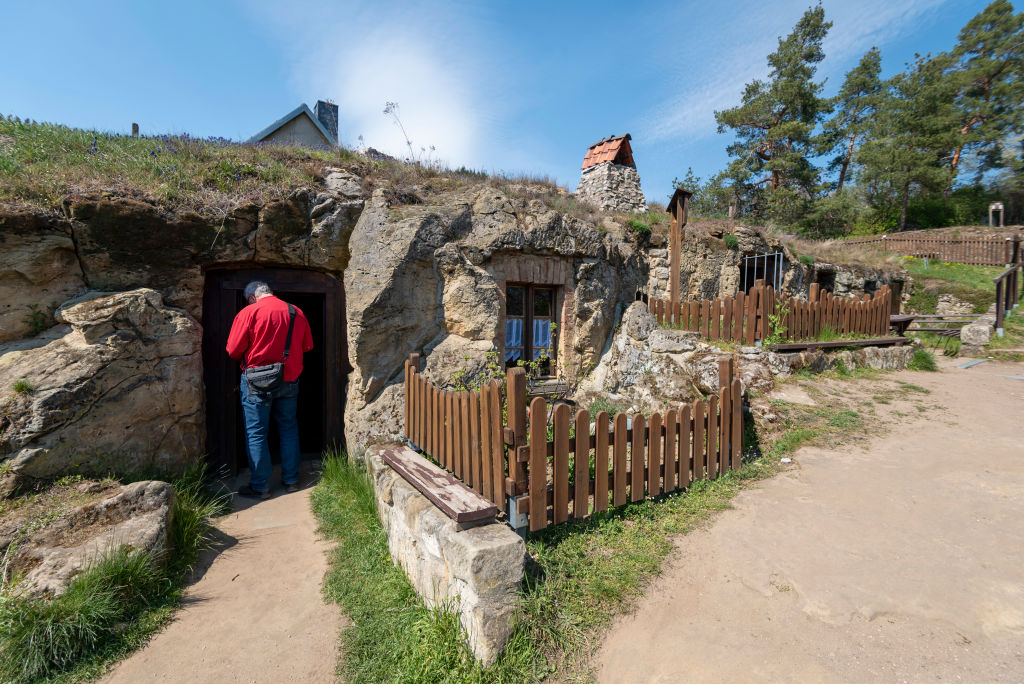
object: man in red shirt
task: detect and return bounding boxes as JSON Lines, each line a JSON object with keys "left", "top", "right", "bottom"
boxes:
{"left": 226, "top": 281, "right": 314, "bottom": 499}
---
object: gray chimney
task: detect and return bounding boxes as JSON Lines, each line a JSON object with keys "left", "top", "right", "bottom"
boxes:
{"left": 314, "top": 100, "right": 338, "bottom": 145}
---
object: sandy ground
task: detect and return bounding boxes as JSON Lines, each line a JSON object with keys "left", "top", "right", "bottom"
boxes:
{"left": 103, "top": 466, "right": 345, "bottom": 683}
{"left": 596, "top": 358, "right": 1024, "bottom": 683}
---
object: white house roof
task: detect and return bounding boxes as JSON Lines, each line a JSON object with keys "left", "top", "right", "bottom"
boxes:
{"left": 248, "top": 103, "right": 335, "bottom": 145}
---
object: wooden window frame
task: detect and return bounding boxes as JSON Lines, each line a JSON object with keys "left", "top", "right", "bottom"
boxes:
{"left": 504, "top": 283, "right": 558, "bottom": 378}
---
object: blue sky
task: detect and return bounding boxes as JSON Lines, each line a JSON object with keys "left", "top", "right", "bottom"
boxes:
{"left": 1, "top": 0, "right": 988, "bottom": 203}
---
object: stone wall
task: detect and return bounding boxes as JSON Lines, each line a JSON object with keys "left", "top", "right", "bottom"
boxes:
{"left": 574, "top": 162, "right": 646, "bottom": 213}
{"left": 366, "top": 445, "right": 525, "bottom": 666}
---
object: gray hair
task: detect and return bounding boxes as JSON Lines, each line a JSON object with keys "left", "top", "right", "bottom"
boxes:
{"left": 244, "top": 281, "right": 273, "bottom": 300}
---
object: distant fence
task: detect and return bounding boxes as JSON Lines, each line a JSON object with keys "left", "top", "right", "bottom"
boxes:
{"left": 403, "top": 354, "right": 745, "bottom": 531}
{"left": 647, "top": 282, "right": 893, "bottom": 343}
{"left": 840, "top": 235, "right": 1021, "bottom": 266}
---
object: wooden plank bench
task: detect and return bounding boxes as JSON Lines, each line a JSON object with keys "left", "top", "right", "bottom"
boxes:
{"left": 767, "top": 337, "right": 909, "bottom": 352}
{"left": 381, "top": 445, "right": 499, "bottom": 524}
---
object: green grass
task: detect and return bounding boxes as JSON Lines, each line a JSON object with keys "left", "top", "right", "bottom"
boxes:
{"left": 314, "top": 392, "right": 875, "bottom": 681}
{"left": 11, "top": 380, "right": 32, "bottom": 394}
{"left": 900, "top": 256, "right": 1004, "bottom": 314}
{"left": 0, "top": 462, "right": 228, "bottom": 683}
{"left": 723, "top": 233, "right": 739, "bottom": 249}
{"left": 907, "top": 347, "right": 939, "bottom": 371}
{"left": 0, "top": 117, "right": 360, "bottom": 214}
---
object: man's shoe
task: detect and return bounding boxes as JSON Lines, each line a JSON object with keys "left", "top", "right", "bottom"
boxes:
{"left": 284, "top": 482, "right": 300, "bottom": 493}
{"left": 238, "top": 485, "right": 271, "bottom": 500}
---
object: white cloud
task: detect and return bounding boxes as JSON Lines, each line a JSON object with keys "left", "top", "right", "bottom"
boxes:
{"left": 639, "top": 0, "right": 951, "bottom": 144}
{"left": 326, "top": 29, "right": 485, "bottom": 166}
{"left": 242, "top": 1, "right": 498, "bottom": 168}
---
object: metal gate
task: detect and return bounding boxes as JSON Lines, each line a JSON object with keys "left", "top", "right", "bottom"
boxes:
{"left": 741, "top": 252, "right": 784, "bottom": 292}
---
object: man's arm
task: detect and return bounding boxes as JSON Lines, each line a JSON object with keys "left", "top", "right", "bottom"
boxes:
{"left": 225, "top": 311, "right": 250, "bottom": 360}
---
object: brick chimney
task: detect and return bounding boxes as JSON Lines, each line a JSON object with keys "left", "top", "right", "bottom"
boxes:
{"left": 314, "top": 100, "right": 338, "bottom": 145}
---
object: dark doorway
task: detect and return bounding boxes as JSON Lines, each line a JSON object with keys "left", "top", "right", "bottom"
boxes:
{"left": 815, "top": 269, "right": 836, "bottom": 293}
{"left": 201, "top": 268, "right": 349, "bottom": 477}
{"left": 741, "top": 252, "right": 784, "bottom": 293}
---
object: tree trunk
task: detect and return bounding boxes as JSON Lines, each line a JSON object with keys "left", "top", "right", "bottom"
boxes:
{"left": 837, "top": 135, "right": 856, "bottom": 191}
{"left": 899, "top": 176, "right": 911, "bottom": 232}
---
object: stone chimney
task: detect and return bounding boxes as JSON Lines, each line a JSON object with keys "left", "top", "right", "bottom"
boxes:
{"left": 314, "top": 100, "right": 338, "bottom": 145}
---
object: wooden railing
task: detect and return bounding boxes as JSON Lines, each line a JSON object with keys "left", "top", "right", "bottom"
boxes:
{"left": 994, "top": 261, "right": 1024, "bottom": 335}
{"left": 520, "top": 358, "right": 742, "bottom": 532}
{"left": 647, "top": 282, "right": 893, "bottom": 343}
{"left": 840, "top": 235, "right": 1021, "bottom": 266}
{"left": 403, "top": 354, "right": 746, "bottom": 531}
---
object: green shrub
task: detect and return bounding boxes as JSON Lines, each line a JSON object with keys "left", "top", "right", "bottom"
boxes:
{"left": 908, "top": 347, "right": 938, "bottom": 372}
{"left": 723, "top": 233, "right": 739, "bottom": 249}
{"left": 23, "top": 304, "right": 51, "bottom": 337}
{"left": 588, "top": 397, "right": 624, "bottom": 418}
{"left": 798, "top": 254, "right": 815, "bottom": 267}
{"left": 11, "top": 380, "right": 32, "bottom": 394}
{"left": 626, "top": 218, "right": 650, "bottom": 237}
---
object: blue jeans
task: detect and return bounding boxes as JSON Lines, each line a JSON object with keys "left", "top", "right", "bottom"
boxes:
{"left": 240, "top": 374, "right": 301, "bottom": 492}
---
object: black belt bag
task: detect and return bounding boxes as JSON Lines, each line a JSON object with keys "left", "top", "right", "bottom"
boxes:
{"left": 244, "top": 304, "right": 296, "bottom": 394}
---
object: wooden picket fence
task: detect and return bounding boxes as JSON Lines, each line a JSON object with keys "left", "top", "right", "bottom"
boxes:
{"left": 403, "top": 354, "right": 510, "bottom": 512}
{"left": 648, "top": 282, "right": 894, "bottom": 343}
{"left": 403, "top": 354, "right": 746, "bottom": 531}
{"left": 520, "top": 358, "right": 742, "bottom": 532}
{"left": 841, "top": 235, "right": 1021, "bottom": 266}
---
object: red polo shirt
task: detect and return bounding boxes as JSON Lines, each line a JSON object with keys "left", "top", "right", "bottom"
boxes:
{"left": 226, "top": 296, "right": 313, "bottom": 382}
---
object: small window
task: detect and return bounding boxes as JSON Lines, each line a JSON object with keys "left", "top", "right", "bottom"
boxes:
{"left": 505, "top": 284, "right": 557, "bottom": 376}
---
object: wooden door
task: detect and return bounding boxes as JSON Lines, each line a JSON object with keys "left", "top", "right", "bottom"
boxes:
{"left": 201, "top": 268, "right": 349, "bottom": 476}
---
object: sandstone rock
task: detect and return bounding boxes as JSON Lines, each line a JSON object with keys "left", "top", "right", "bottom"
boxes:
{"left": 960, "top": 322, "right": 992, "bottom": 346}
{"left": 12, "top": 480, "right": 175, "bottom": 597}
{"left": 0, "top": 209, "right": 86, "bottom": 342}
{"left": 367, "top": 447, "right": 525, "bottom": 665}
{"left": 936, "top": 293, "right": 974, "bottom": 316}
{"left": 436, "top": 244, "right": 501, "bottom": 340}
{"left": 324, "top": 168, "right": 364, "bottom": 198}
{"left": 344, "top": 186, "right": 640, "bottom": 451}
{"left": 0, "top": 289, "right": 202, "bottom": 485}
{"left": 649, "top": 329, "right": 700, "bottom": 353}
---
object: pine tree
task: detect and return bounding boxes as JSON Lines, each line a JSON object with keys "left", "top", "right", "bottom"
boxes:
{"left": 944, "top": 0, "right": 1024, "bottom": 190}
{"left": 714, "top": 5, "right": 832, "bottom": 220}
{"left": 857, "top": 55, "right": 952, "bottom": 231}
{"left": 820, "top": 47, "right": 883, "bottom": 191}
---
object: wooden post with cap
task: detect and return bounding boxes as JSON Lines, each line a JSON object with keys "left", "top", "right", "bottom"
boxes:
{"left": 668, "top": 187, "right": 693, "bottom": 322}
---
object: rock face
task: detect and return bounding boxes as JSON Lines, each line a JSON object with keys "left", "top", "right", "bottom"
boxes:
{"left": 575, "top": 162, "right": 646, "bottom": 213}
{"left": 0, "top": 289, "right": 202, "bottom": 489}
{"left": 367, "top": 445, "right": 525, "bottom": 666}
{"left": 577, "top": 303, "right": 787, "bottom": 413}
{"left": 69, "top": 190, "right": 363, "bottom": 319}
{"left": 343, "top": 186, "right": 641, "bottom": 449}
{"left": 0, "top": 208, "right": 87, "bottom": 342}
{"left": 9, "top": 480, "right": 176, "bottom": 598}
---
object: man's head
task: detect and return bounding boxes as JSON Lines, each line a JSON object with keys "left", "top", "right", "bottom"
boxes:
{"left": 244, "top": 281, "right": 273, "bottom": 305}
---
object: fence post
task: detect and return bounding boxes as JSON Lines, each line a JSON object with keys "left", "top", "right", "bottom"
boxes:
{"left": 506, "top": 366, "right": 528, "bottom": 498}
{"left": 404, "top": 353, "right": 421, "bottom": 444}
{"left": 995, "top": 280, "right": 1005, "bottom": 337}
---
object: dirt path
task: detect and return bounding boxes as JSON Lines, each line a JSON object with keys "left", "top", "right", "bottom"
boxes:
{"left": 103, "top": 477, "right": 344, "bottom": 683}
{"left": 596, "top": 358, "right": 1024, "bottom": 682}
